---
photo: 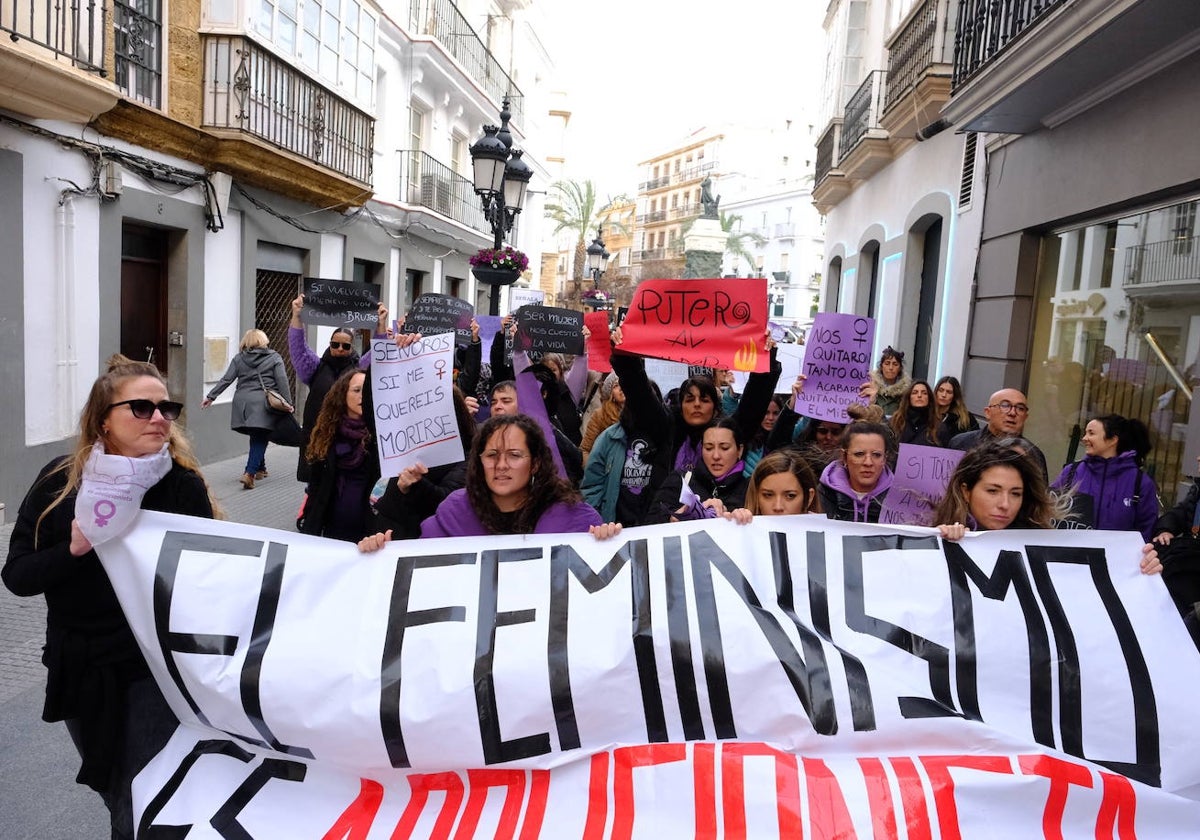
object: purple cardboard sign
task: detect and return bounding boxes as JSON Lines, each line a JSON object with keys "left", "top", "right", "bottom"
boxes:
{"left": 792, "top": 313, "right": 875, "bottom": 422}
{"left": 878, "top": 444, "right": 965, "bottom": 527}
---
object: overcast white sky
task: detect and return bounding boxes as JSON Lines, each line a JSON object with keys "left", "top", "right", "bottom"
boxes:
{"left": 534, "top": 1, "right": 827, "bottom": 198}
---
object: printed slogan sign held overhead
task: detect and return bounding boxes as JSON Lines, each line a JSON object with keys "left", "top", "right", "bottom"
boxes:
{"left": 617, "top": 278, "right": 769, "bottom": 372}
{"left": 302, "top": 278, "right": 382, "bottom": 328}
{"left": 95, "top": 515, "right": 1200, "bottom": 837}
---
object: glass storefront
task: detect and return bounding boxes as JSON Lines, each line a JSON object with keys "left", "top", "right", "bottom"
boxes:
{"left": 1027, "top": 196, "right": 1200, "bottom": 503}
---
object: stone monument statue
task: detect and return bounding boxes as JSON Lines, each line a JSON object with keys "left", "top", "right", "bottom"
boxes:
{"left": 700, "top": 176, "right": 720, "bottom": 220}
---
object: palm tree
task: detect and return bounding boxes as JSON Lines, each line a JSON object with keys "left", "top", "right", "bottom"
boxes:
{"left": 682, "top": 211, "right": 766, "bottom": 275}
{"left": 545, "top": 179, "right": 629, "bottom": 304}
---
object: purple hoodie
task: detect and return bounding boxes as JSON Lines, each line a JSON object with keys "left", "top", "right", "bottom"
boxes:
{"left": 420, "top": 488, "right": 601, "bottom": 537}
{"left": 818, "top": 460, "right": 894, "bottom": 523}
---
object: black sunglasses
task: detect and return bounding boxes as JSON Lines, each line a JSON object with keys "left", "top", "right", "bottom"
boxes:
{"left": 330, "top": 341, "right": 354, "bottom": 351}
{"left": 109, "top": 399, "right": 183, "bottom": 421}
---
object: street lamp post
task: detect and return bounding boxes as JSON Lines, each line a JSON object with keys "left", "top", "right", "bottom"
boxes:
{"left": 582, "top": 227, "right": 612, "bottom": 312}
{"left": 468, "top": 96, "right": 534, "bottom": 315}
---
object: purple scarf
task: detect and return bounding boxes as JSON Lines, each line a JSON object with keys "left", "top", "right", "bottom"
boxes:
{"left": 334, "top": 415, "right": 369, "bottom": 471}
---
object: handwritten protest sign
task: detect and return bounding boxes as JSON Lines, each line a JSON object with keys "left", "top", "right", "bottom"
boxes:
{"left": 369, "top": 336, "right": 463, "bottom": 474}
{"left": 733, "top": 341, "right": 804, "bottom": 395}
{"left": 879, "top": 443, "right": 965, "bottom": 526}
{"left": 509, "top": 287, "right": 545, "bottom": 313}
{"left": 514, "top": 306, "right": 585, "bottom": 355}
{"left": 617, "top": 278, "right": 769, "bottom": 372}
{"left": 793, "top": 312, "right": 875, "bottom": 421}
{"left": 98, "top": 516, "right": 1200, "bottom": 837}
{"left": 584, "top": 311, "right": 613, "bottom": 372}
{"left": 302, "top": 278, "right": 381, "bottom": 328}
{"left": 644, "top": 356, "right": 691, "bottom": 396}
{"left": 402, "top": 293, "right": 474, "bottom": 347}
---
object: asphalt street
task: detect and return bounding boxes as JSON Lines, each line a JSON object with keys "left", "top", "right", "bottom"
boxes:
{"left": 0, "top": 444, "right": 305, "bottom": 838}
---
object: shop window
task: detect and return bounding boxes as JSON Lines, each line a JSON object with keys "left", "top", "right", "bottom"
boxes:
{"left": 1026, "top": 196, "right": 1200, "bottom": 503}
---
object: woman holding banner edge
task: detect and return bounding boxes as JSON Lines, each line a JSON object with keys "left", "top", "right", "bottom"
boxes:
{"left": 3, "top": 355, "right": 217, "bottom": 839}
{"left": 934, "top": 439, "right": 1164, "bottom": 575}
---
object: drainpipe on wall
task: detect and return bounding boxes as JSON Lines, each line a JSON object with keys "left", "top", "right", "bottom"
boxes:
{"left": 56, "top": 194, "right": 78, "bottom": 439}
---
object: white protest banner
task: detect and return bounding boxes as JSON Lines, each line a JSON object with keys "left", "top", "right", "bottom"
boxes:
{"left": 95, "top": 514, "right": 1200, "bottom": 837}
{"left": 794, "top": 313, "right": 875, "bottom": 422}
{"left": 370, "top": 335, "right": 463, "bottom": 475}
{"left": 509, "top": 287, "right": 545, "bottom": 313}
{"left": 643, "top": 357, "right": 691, "bottom": 397}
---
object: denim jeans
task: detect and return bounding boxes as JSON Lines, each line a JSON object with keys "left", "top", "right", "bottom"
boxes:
{"left": 246, "top": 428, "right": 270, "bottom": 474}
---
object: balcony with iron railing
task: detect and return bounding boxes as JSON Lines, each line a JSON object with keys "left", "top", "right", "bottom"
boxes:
{"left": 670, "top": 204, "right": 700, "bottom": 221}
{"left": 638, "top": 175, "right": 672, "bottom": 192}
{"left": 407, "top": 0, "right": 523, "bottom": 124}
{"left": 0, "top": 0, "right": 118, "bottom": 120}
{"left": 838, "top": 70, "right": 893, "bottom": 184}
{"left": 774, "top": 223, "right": 795, "bottom": 240}
{"left": 674, "top": 161, "right": 716, "bottom": 184}
{"left": 113, "top": 0, "right": 162, "bottom": 109}
{"left": 881, "top": 0, "right": 955, "bottom": 139}
{"left": 398, "top": 150, "right": 488, "bottom": 233}
{"left": 201, "top": 35, "right": 374, "bottom": 185}
{"left": 812, "top": 119, "right": 850, "bottom": 214}
{"left": 637, "top": 210, "right": 667, "bottom": 224}
{"left": 952, "top": 0, "right": 1067, "bottom": 90}
{"left": 1124, "top": 237, "right": 1200, "bottom": 295}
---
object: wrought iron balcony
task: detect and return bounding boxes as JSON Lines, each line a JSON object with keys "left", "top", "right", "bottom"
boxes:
{"left": 1124, "top": 237, "right": 1200, "bottom": 287}
{"left": 670, "top": 204, "right": 699, "bottom": 221}
{"left": 201, "top": 35, "right": 374, "bottom": 185}
{"left": 952, "top": 0, "right": 1067, "bottom": 90}
{"left": 0, "top": 0, "right": 105, "bottom": 73}
{"left": 675, "top": 161, "right": 716, "bottom": 183}
{"left": 815, "top": 120, "right": 841, "bottom": 186}
{"left": 774, "top": 223, "right": 795, "bottom": 239}
{"left": 842, "top": 70, "right": 886, "bottom": 156}
{"left": 407, "top": 0, "right": 523, "bottom": 124}
{"left": 637, "top": 210, "right": 667, "bottom": 224}
{"left": 113, "top": 0, "right": 162, "bottom": 108}
{"left": 398, "top": 149, "right": 487, "bottom": 232}
{"left": 884, "top": 0, "right": 954, "bottom": 113}
{"left": 638, "top": 175, "right": 672, "bottom": 192}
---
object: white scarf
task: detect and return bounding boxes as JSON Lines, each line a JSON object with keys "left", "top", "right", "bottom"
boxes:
{"left": 74, "top": 441, "right": 173, "bottom": 546}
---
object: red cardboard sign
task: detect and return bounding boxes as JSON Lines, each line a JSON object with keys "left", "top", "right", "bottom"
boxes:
{"left": 584, "top": 311, "right": 613, "bottom": 372}
{"left": 616, "top": 278, "right": 769, "bottom": 372}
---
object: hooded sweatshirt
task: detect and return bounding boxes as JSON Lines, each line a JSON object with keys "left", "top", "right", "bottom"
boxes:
{"left": 818, "top": 459, "right": 894, "bottom": 523}
{"left": 1052, "top": 450, "right": 1158, "bottom": 541}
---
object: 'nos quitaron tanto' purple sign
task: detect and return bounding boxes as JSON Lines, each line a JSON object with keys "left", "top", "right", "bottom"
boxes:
{"left": 793, "top": 313, "right": 876, "bottom": 422}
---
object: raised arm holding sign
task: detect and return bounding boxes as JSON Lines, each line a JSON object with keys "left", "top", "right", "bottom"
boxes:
{"left": 402, "top": 293, "right": 475, "bottom": 347}
{"left": 792, "top": 312, "right": 875, "bottom": 422}
{"left": 514, "top": 306, "right": 585, "bottom": 356}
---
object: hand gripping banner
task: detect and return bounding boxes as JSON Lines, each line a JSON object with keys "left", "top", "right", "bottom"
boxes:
{"left": 96, "top": 514, "right": 1200, "bottom": 838}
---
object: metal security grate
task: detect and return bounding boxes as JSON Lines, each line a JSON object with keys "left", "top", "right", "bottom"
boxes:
{"left": 255, "top": 269, "right": 301, "bottom": 397}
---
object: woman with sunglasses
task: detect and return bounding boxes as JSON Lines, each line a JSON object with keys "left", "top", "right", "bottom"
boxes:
{"left": 288, "top": 294, "right": 382, "bottom": 483}
{"left": 298, "top": 368, "right": 380, "bottom": 542}
{"left": 4, "top": 355, "right": 217, "bottom": 840}
{"left": 202, "top": 328, "right": 292, "bottom": 490}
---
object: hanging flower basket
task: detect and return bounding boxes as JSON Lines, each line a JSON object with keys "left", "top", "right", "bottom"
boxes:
{"left": 470, "top": 246, "right": 528, "bottom": 288}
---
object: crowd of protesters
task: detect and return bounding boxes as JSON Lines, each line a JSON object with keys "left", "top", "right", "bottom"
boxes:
{"left": 5, "top": 296, "right": 1192, "bottom": 837}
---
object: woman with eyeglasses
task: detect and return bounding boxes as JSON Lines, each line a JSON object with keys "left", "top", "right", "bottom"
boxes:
{"left": 4, "top": 355, "right": 217, "bottom": 839}
{"left": 359, "top": 415, "right": 611, "bottom": 543}
{"left": 298, "top": 368, "right": 380, "bottom": 542}
{"left": 818, "top": 421, "right": 896, "bottom": 523}
{"left": 288, "top": 294, "right": 383, "bottom": 483}
{"left": 202, "top": 328, "right": 292, "bottom": 490}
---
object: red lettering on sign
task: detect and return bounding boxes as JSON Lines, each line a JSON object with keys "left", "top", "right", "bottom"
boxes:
{"left": 889, "top": 757, "right": 933, "bottom": 840}
{"left": 1019, "top": 754, "right": 1094, "bottom": 840}
{"left": 922, "top": 755, "right": 1014, "bottom": 840}
{"left": 612, "top": 744, "right": 688, "bottom": 840}
{"left": 1096, "top": 771, "right": 1137, "bottom": 839}
{"left": 391, "top": 772, "right": 464, "bottom": 840}
{"left": 321, "top": 778, "right": 384, "bottom": 840}
{"left": 804, "top": 757, "right": 858, "bottom": 840}
{"left": 722, "top": 743, "right": 801, "bottom": 838}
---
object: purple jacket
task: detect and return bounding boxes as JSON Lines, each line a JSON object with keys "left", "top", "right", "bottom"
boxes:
{"left": 818, "top": 460, "right": 894, "bottom": 523}
{"left": 1052, "top": 450, "right": 1158, "bottom": 541}
{"left": 420, "top": 488, "right": 602, "bottom": 537}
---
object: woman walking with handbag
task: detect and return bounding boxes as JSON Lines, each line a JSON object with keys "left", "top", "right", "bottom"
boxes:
{"left": 202, "top": 328, "right": 293, "bottom": 489}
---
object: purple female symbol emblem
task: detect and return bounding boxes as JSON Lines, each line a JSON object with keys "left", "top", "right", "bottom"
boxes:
{"left": 93, "top": 499, "right": 117, "bottom": 528}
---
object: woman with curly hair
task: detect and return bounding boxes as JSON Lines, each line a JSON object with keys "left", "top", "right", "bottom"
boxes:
{"left": 4, "top": 355, "right": 216, "bottom": 839}
{"left": 890, "top": 380, "right": 948, "bottom": 447}
{"left": 416, "top": 414, "right": 611, "bottom": 537}
{"left": 933, "top": 375, "right": 978, "bottom": 440}
{"left": 862, "top": 346, "right": 911, "bottom": 418}
{"left": 934, "top": 438, "right": 1057, "bottom": 532}
{"left": 299, "top": 368, "right": 379, "bottom": 541}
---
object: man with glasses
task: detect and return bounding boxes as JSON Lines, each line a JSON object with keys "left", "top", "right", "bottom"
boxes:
{"left": 949, "top": 387, "right": 1048, "bottom": 478}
